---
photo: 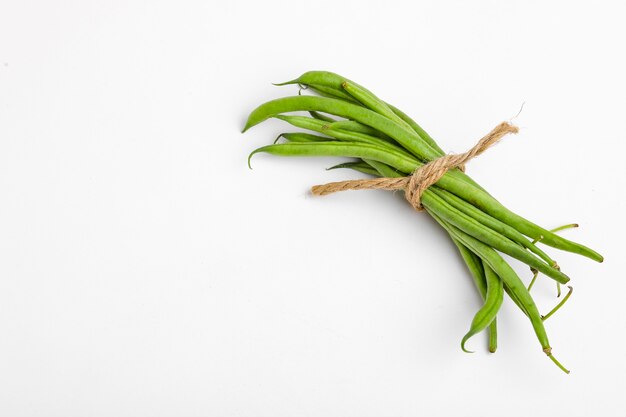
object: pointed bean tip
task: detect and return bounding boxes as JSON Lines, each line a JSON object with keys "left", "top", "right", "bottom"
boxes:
{"left": 461, "top": 335, "right": 475, "bottom": 354}
{"left": 247, "top": 147, "right": 265, "bottom": 169}
{"left": 272, "top": 79, "right": 299, "bottom": 87}
{"left": 242, "top": 119, "right": 254, "bottom": 133}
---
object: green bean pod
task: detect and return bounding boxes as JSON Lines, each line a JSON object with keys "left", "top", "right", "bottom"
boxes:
{"left": 386, "top": 103, "right": 446, "bottom": 155}
{"left": 326, "top": 120, "right": 391, "bottom": 140}
{"left": 453, "top": 239, "right": 499, "bottom": 353}
{"left": 244, "top": 95, "right": 603, "bottom": 262}
{"left": 274, "top": 115, "right": 408, "bottom": 155}
{"left": 429, "top": 211, "right": 569, "bottom": 373}
{"left": 423, "top": 192, "right": 570, "bottom": 283}
{"left": 340, "top": 80, "right": 413, "bottom": 130}
{"left": 248, "top": 141, "right": 418, "bottom": 173}
{"left": 274, "top": 72, "right": 358, "bottom": 103}
{"left": 432, "top": 187, "right": 557, "bottom": 267}
{"left": 460, "top": 263, "right": 504, "bottom": 353}
{"left": 278, "top": 70, "right": 446, "bottom": 156}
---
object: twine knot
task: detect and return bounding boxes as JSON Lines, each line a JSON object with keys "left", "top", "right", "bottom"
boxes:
{"left": 311, "top": 122, "right": 519, "bottom": 210}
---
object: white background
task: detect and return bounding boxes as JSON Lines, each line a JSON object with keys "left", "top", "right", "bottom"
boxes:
{"left": 1, "top": 1, "right": 625, "bottom": 416}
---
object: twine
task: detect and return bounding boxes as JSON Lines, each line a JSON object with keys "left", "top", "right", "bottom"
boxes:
{"left": 311, "top": 122, "right": 519, "bottom": 211}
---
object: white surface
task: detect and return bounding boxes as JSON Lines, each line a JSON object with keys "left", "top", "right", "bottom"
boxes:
{"left": 1, "top": 1, "right": 625, "bottom": 415}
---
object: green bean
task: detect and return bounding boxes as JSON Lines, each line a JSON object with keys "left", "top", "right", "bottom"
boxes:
{"left": 326, "top": 120, "right": 391, "bottom": 139}
{"left": 340, "top": 80, "right": 413, "bottom": 130}
{"left": 364, "top": 156, "right": 569, "bottom": 283}
{"left": 274, "top": 73, "right": 358, "bottom": 103}
{"left": 460, "top": 262, "right": 504, "bottom": 353}
{"left": 453, "top": 240, "right": 499, "bottom": 353}
{"left": 244, "top": 95, "right": 603, "bottom": 261}
{"left": 364, "top": 158, "right": 502, "bottom": 353}
{"left": 271, "top": 72, "right": 602, "bottom": 260}
{"left": 275, "top": 71, "right": 346, "bottom": 91}
{"left": 284, "top": 70, "right": 447, "bottom": 157}
{"left": 263, "top": 144, "right": 556, "bottom": 283}
{"left": 248, "top": 141, "right": 418, "bottom": 173}
{"left": 361, "top": 158, "right": 507, "bottom": 354}
{"left": 283, "top": 70, "right": 449, "bottom": 160}
{"left": 243, "top": 95, "right": 436, "bottom": 160}
{"left": 244, "top": 72, "right": 606, "bottom": 373}
{"left": 387, "top": 103, "right": 446, "bottom": 155}
{"left": 429, "top": 211, "right": 569, "bottom": 373}
{"left": 422, "top": 191, "right": 570, "bottom": 284}
{"left": 276, "top": 71, "right": 448, "bottom": 159}
{"left": 443, "top": 179, "right": 601, "bottom": 261}
{"left": 274, "top": 115, "right": 416, "bottom": 159}
{"left": 528, "top": 223, "right": 581, "bottom": 292}
{"left": 432, "top": 187, "right": 557, "bottom": 267}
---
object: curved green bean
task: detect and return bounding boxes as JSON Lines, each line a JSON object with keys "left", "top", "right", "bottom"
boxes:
{"left": 453, "top": 239, "right": 499, "bottom": 353}
{"left": 460, "top": 263, "right": 504, "bottom": 353}
{"left": 243, "top": 95, "right": 436, "bottom": 161}
{"left": 248, "top": 141, "right": 418, "bottom": 173}
{"left": 429, "top": 211, "right": 569, "bottom": 373}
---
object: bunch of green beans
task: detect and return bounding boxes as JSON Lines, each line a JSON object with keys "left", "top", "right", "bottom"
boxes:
{"left": 242, "top": 71, "right": 603, "bottom": 373}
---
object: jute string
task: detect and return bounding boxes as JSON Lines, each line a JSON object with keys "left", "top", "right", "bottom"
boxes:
{"left": 311, "top": 122, "right": 519, "bottom": 211}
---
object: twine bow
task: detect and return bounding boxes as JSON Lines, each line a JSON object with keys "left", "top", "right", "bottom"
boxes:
{"left": 311, "top": 122, "right": 519, "bottom": 210}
